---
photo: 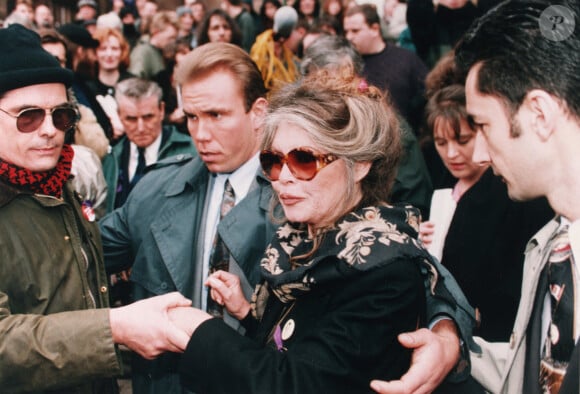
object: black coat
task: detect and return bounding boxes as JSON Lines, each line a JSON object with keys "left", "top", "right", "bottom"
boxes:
{"left": 179, "top": 206, "right": 428, "bottom": 393}
{"left": 440, "top": 169, "right": 553, "bottom": 341}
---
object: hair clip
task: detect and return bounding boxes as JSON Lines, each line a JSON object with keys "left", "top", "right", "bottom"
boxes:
{"left": 358, "top": 79, "right": 369, "bottom": 93}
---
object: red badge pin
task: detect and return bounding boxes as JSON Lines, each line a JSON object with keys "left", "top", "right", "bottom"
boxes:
{"left": 82, "top": 200, "right": 96, "bottom": 222}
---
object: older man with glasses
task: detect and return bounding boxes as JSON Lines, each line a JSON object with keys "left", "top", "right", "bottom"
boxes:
{"left": 0, "top": 24, "right": 192, "bottom": 393}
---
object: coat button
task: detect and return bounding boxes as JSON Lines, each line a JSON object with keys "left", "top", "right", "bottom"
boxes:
{"left": 100, "top": 286, "right": 108, "bottom": 293}
{"left": 64, "top": 235, "right": 70, "bottom": 241}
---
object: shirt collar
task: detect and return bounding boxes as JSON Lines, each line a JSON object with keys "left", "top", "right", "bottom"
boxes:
{"left": 130, "top": 132, "right": 162, "bottom": 166}
{"left": 214, "top": 152, "right": 260, "bottom": 202}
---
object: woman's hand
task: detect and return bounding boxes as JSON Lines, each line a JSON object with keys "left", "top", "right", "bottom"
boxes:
{"left": 205, "top": 270, "right": 251, "bottom": 320}
{"left": 418, "top": 221, "right": 435, "bottom": 248}
{"left": 168, "top": 306, "right": 212, "bottom": 349}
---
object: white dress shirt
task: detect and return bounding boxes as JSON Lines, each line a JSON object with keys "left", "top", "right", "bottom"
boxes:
{"left": 128, "top": 134, "right": 162, "bottom": 181}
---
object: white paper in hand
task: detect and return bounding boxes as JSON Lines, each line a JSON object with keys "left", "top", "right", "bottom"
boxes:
{"left": 427, "top": 188, "right": 457, "bottom": 261}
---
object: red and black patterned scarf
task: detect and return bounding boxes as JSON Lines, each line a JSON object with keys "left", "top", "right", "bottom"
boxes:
{"left": 0, "top": 144, "right": 74, "bottom": 198}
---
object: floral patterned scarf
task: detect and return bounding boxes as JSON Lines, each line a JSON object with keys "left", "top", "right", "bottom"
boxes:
{"left": 251, "top": 204, "right": 436, "bottom": 320}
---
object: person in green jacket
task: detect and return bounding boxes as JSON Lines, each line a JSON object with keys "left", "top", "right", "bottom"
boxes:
{"left": 0, "top": 24, "right": 191, "bottom": 393}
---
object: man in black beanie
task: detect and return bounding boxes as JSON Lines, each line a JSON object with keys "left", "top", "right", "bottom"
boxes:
{"left": 0, "top": 24, "right": 191, "bottom": 393}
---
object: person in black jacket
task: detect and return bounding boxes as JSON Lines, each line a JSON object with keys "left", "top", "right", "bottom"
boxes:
{"left": 406, "top": 0, "right": 482, "bottom": 69}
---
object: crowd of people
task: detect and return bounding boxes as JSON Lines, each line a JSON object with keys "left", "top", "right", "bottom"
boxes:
{"left": 0, "top": 0, "right": 579, "bottom": 393}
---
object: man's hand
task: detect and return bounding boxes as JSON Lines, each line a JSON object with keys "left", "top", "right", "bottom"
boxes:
{"left": 109, "top": 292, "right": 192, "bottom": 359}
{"left": 369, "top": 320, "right": 461, "bottom": 394}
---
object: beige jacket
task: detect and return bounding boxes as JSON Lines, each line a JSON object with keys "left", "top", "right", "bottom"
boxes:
{"left": 471, "top": 218, "right": 559, "bottom": 393}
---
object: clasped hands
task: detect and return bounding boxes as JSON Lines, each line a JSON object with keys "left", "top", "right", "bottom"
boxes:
{"left": 109, "top": 272, "right": 461, "bottom": 394}
{"left": 108, "top": 271, "right": 248, "bottom": 360}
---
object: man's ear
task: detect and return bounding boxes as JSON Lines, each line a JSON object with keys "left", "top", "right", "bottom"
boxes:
{"left": 250, "top": 97, "right": 269, "bottom": 132}
{"left": 354, "top": 161, "right": 372, "bottom": 182}
{"left": 523, "top": 89, "right": 561, "bottom": 141}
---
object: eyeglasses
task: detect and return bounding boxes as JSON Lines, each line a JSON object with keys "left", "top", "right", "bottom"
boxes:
{"left": 0, "top": 105, "right": 78, "bottom": 133}
{"left": 259, "top": 148, "right": 338, "bottom": 181}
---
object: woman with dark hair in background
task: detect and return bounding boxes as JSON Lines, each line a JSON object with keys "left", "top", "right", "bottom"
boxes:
{"left": 320, "top": 0, "right": 344, "bottom": 33}
{"left": 258, "top": 0, "right": 281, "bottom": 33}
{"left": 293, "top": 0, "right": 320, "bottom": 26}
{"left": 196, "top": 8, "right": 242, "bottom": 47}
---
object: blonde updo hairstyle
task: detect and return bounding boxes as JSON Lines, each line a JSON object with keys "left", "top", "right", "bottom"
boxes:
{"left": 262, "top": 67, "right": 402, "bottom": 221}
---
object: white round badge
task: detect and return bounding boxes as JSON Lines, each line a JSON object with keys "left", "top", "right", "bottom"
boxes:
{"left": 281, "top": 319, "right": 295, "bottom": 341}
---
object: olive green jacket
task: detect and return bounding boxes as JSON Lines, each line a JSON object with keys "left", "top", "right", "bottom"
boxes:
{"left": 0, "top": 180, "right": 122, "bottom": 393}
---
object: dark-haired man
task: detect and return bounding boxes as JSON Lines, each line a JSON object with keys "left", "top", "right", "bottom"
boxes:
{"left": 344, "top": 3, "right": 428, "bottom": 130}
{"left": 372, "top": 1, "right": 580, "bottom": 393}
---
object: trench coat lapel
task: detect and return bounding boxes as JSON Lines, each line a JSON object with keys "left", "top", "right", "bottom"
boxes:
{"left": 218, "top": 174, "right": 274, "bottom": 286}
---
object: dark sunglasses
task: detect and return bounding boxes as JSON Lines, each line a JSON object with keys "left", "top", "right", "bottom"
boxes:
{"left": 259, "top": 148, "right": 338, "bottom": 181}
{"left": 0, "top": 105, "right": 78, "bottom": 133}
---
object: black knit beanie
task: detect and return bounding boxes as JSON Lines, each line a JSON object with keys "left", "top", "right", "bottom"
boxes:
{"left": 0, "top": 24, "right": 73, "bottom": 95}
